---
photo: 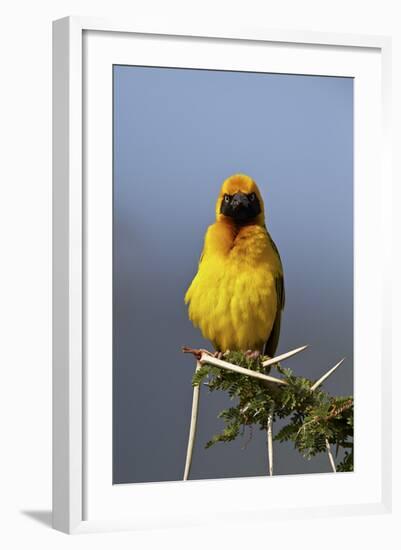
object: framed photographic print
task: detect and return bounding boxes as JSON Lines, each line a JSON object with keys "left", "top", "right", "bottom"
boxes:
{"left": 52, "top": 17, "right": 392, "bottom": 534}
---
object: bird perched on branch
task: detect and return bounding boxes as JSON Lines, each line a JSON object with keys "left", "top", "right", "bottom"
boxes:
{"left": 185, "top": 174, "right": 285, "bottom": 356}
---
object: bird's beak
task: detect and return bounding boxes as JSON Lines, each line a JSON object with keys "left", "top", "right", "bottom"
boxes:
{"left": 231, "top": 193, "right": 250, "bottom": 210}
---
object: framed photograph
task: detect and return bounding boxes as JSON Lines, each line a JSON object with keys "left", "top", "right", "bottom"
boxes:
{"left": 52, "top": 16, "right": 392, "bottom": 534}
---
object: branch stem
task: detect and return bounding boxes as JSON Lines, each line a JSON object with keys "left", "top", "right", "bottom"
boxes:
{"left": 309, "top": 358, "right": 345, "bottom": 472}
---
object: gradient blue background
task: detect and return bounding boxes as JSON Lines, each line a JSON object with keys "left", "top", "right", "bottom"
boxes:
{"left": 113, "top": 65, "right": 353, "bottom": 483}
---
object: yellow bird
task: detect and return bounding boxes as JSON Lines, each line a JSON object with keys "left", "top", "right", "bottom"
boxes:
{"left": 185, "top": 174, "right": 285, "bottom": 356}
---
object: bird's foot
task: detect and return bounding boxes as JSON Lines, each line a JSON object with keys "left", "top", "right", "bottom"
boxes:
{"left": 244, "top": 350, "right": 261, "bottom": 360}
{"left": 182, "top": 346, "right": 215, "bottom": 361}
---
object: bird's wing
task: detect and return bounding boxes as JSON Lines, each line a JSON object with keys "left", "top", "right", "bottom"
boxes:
{"left": 263, "top": 230, "right": 285, "bottom": 358}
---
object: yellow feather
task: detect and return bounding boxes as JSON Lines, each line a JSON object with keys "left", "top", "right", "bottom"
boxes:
{"left": 185, "top": 174, "right": 283, "bottom": 352}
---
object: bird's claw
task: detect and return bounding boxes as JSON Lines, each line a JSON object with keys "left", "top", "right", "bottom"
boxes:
{"left": 244, "top": 349, "right": 261, "bottom": 360}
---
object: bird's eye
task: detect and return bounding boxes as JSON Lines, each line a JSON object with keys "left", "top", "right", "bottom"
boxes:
{"left": 224, "top": 194, "right": 230, "bottom": 203}
{"left": 249, "top": 193, "right": 256, "bottom": 201}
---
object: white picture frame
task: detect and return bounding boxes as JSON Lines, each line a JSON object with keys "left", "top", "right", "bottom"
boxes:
{"left": 52, "top": 16, "right": 393, "bottom": 534}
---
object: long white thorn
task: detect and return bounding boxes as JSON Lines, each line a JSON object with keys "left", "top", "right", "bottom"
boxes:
{"left": 310, "top": 358, "right": 346, "bottom": 392}
{"left": 267, "top": 413, "right": 274, "bottom": 476}
{"left": 262, "top": 345, "right": 308, "bottom": 368}
{"left": 200, "top": 353, "right": 287, "bottom": 385}
{"left": 325, "top": 438, "right": 337, "bottom": 472}
{"left": 183, "top": 361, "right": 202, "bottom": 480}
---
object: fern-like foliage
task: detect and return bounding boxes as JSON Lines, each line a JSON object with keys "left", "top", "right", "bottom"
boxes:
{"left": 192, "top": 351, "right": 353, "bottom": 472}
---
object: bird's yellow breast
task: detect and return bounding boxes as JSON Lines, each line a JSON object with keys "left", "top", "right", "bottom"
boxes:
{"left": 185, "top": 221, "right": 281, "bottom": 351}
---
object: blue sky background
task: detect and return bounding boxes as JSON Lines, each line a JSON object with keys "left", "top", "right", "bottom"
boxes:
{"left": 113, "top": 65, "right": 353, "bottom": 483}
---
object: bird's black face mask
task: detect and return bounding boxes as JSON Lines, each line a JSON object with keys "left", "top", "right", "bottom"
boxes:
{"left": 220, "top": 192, "right": 261, "bottom": 223}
